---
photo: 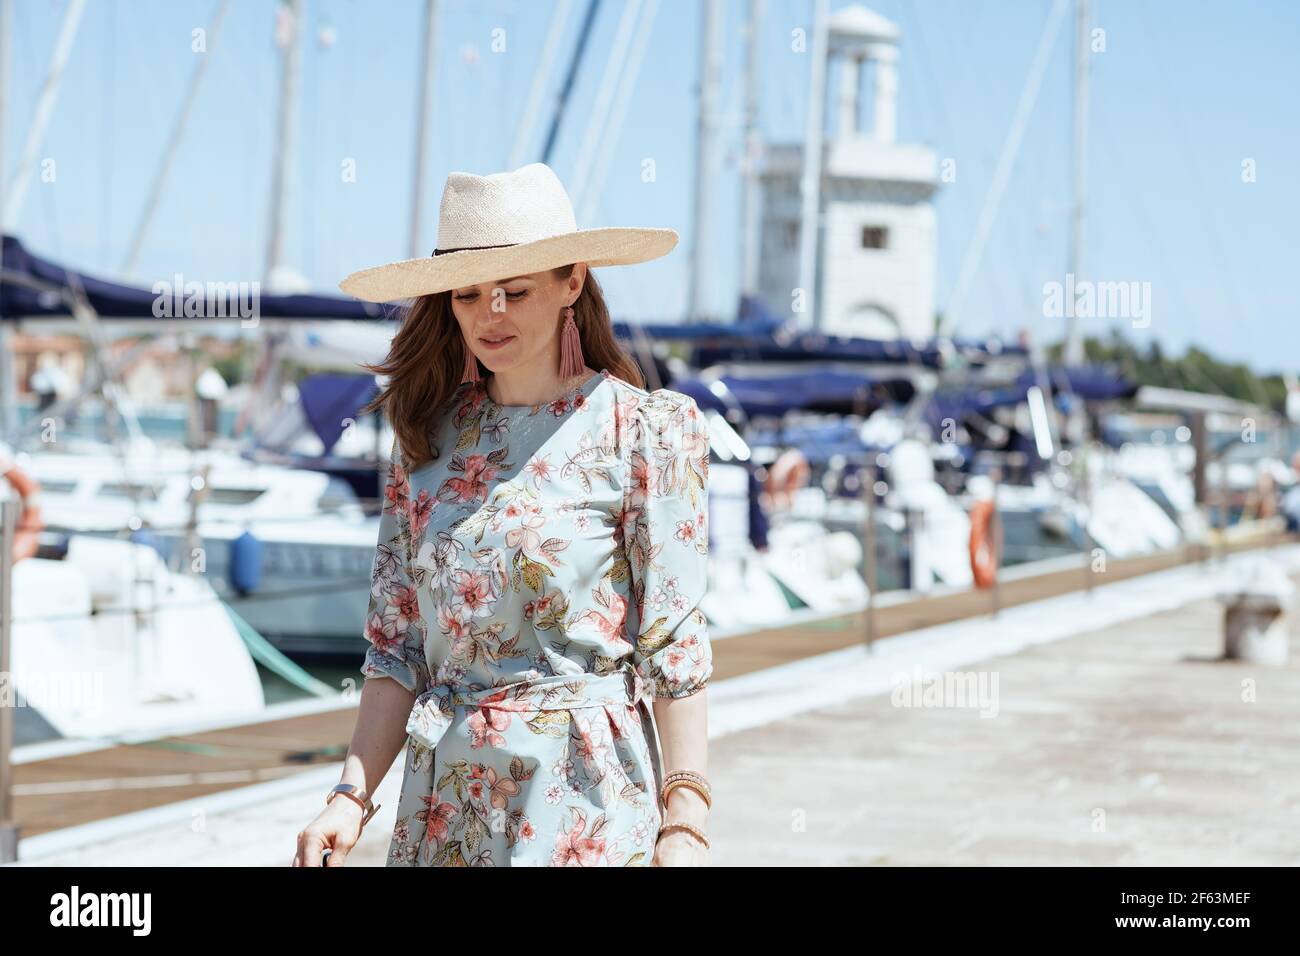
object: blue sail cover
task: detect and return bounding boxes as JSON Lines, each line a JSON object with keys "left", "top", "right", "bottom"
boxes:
{"left": 0, "top": 234, "right": 397, "bottom": 321}
{"left": 690, "top": 297, "right": 1026, "bottom": 368}
{"left": 1021, "top": 365, "right": 1139, "bottom": 401}
{"left": 925, "top": 365, "right": 1137, "bottom": 430}
{"left": 672, "top": 367, "right": 915, "bottom": 418}
{"left": 297, "top": 373, "right": 380, "bottom": 454}
{"left": 0, "top": 238, "right": 785, "bottom": 338}
{"left": 0, "top": 239, "right": 1025, "bottom": 375}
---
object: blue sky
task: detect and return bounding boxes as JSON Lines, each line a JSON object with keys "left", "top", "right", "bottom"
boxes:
{"left": 2, "top": 0, "right": 1297, "bottom": 373}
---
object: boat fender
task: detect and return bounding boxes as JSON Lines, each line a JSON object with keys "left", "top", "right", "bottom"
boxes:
{"left": 230, "top": 530, "right": 264, "bottom": 595}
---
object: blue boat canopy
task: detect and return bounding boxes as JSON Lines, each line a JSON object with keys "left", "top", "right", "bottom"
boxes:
{"left": 297, "top": 373, "right": 380, "bottom": 454}
{"left": 671, "top": 366, "right": 916, "bottom": 418}
{"left": 924, "top": 365, "right": 1138, "bottom": 431}
{"left": 0, "top": 234, "right": 397, "bottom": 322}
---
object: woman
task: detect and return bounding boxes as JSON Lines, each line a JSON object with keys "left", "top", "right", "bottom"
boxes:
{"left": 293, "top": 163, "right": 713, "bottom": 867}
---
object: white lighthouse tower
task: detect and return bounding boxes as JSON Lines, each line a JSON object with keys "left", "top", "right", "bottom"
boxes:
{"left": 756, "top": 4, "right": 940, "bottom": 341}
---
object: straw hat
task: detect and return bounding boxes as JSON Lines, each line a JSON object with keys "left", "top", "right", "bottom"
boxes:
{"left": 338, "top": 162, "right": 678, "bottom": 303}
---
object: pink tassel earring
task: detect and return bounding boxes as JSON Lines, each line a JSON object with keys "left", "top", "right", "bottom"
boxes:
{"left": 461, "top": 339, "right": 481, "bottom": 384}
{"left": 558, "top": 305, "right": 584, "bottom": 378}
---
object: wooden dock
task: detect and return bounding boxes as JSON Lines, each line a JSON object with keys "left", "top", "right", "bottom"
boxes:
{"left": 6, "top": 534, "right": 1292, "bottom": 842}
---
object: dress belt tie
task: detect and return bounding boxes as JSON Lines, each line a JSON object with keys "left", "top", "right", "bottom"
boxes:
{"left": 404, "top": 663, "right": 654, "bottom": 751}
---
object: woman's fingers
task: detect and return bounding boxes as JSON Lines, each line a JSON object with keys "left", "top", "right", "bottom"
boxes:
{"left": 297, "top": 827, "right": 328, "bottom": 867}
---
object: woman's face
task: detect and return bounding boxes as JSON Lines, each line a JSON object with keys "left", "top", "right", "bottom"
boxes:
{"left": 450, "top": 265, "right": 586, "bottom": 375}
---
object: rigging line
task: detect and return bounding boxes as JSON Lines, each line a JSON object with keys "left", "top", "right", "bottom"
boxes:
{"left": 540, "top": 0, "right": 601, "bottom": 164}
{"left": 37, "top": 507, "right": 383, "bottom": 532}
{"left": 940, "top": 0, "right": 1065, "bottom": 341}
{"left": 904, "top": 2, "right": 1026, "bottom": 338}
{"left": 907, "top": 0, "right": 1003, "bottom": 241}
{"left": 937, "top": 0, "right": 1069, "bottom": 342}
{"left": 1132, "top": 0, "right": 1269, "bottom": 409}
{"left": 121, "top": 0, "right": 232, "bottom": 277}
{"left": 1090, "top": 95, "right": 1202, "bottom": 351}
{"left": 12, "top": 573, "right": 376, "bottom": 626}
{"left": 576, "top": 0, "right": 661, "bottom": 228}
{"left": 508, "top": 0, "right": 576, "bottom": 169}
{"left": 3, "top": 0, "right": 85, "bottom": 233}
{"left": 101, "top": 0, "right": 115, "bottom": 260}
{"left": 569, "top": 0, "right": 645, "bottom": 216}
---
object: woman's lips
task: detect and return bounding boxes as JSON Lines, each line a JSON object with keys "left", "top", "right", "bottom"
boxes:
{"left": 479, "top": 334, "right": 516, "bottom": 350}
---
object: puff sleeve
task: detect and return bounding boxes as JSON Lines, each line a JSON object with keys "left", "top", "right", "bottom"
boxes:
{"left": 358, "top": 436, "right": 431, "bottom": 696}
{"left": 620, "top": 390, "right": 714, "bottom": 698}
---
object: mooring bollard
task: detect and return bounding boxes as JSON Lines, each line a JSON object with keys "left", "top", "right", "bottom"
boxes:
{"left": 1216, "top": 561, "right": 1293, "bottom": 666}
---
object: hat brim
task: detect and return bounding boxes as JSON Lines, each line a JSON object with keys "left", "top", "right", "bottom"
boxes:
{"left": 338, "top": 227, "right": 678, "bottom": 303}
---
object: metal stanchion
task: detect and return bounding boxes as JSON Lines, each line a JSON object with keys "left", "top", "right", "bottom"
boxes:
{"left": 902, "top": 505, "right": 915, "bottom": 592}
{"left": 862, "top": 463, "right": 878, "bottom": 649}
{"left": 1218, "top": 462, "right": 1231, "bottom": 566}
{"left": 1, "top": 498, "right": 20, "bottom": 863}
{"left": 1191, "top": 411, "right": 1209, "bottom": 568}
{"left": 989, "top": 470, "right": 1002, "bottom": 618}
{"left": 1080, "top": 450, "right": 1094, "bottom": 595}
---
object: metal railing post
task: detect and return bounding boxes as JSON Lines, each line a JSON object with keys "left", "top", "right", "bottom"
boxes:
{"left": 1080, "top": 449, "right": 1094, "bottom": 595}
{"left": 1, "top": 497, "right": 21, "bottom": 863}
{"left": 990, "top": 471, "right": 1001, "bottom": 618}
{"left": 862, "top": 463, "right": 878, "bottom": 649}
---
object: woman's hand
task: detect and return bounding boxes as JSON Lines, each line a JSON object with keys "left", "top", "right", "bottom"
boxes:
{"left": 292, "top": 799, "right": 365, "bottom": 867}
{"left": 652, "top": 826, "right": 709, "bottom": 866}
{"left": 651, "top": 787, "right": 710, "bottom": 866}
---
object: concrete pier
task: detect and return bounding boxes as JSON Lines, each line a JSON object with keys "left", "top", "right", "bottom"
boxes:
{"left": 703, "top": 571, "right": 1300, "bottom": 865}
{"left": 8, "top": 546, "right": 1300, "bottom": 866}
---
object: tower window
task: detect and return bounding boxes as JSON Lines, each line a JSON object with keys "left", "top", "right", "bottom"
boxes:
{"left": 861, "top": 226, "right": 889, "bottom": 249}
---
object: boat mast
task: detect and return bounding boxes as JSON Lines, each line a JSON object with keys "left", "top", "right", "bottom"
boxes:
{"left": 0, "top": 0, "right": 13, "bottom": 440}
{"left": 739, "top": 0, "right": 764, "bottom": 301}
{"left": 407, "top": 0, "right": 440, "bottom": 259}
{"left": 686, "top": 0, "right": 723, "bottom": 323}
{"left": 264, "top": 0, "right": 304, "bottom": 284}
{"left": 1064, "top": 0, "right": 1090, "bottom": 368}
{"left": 1, "top": 0, "right": 86, "bottom": 441}
{"left": 3, "top": 0, "right": 85, "bottom": 231}
{"left": 796, "top": 0, "right": 829, "bottom": 331}
{"left": 241, "top": 0, "right": 304, "bottom": 451}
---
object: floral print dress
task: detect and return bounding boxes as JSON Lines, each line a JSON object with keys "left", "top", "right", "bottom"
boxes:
{"left": 359, "top": 367, "right": 713, "bottom": 866}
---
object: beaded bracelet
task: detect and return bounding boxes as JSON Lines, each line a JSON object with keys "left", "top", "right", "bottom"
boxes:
{"left": 660, "top": 769, "right": 712, "bottom": 810}
{"left": 656, "top": 821, "right": 710, "bottom": 849}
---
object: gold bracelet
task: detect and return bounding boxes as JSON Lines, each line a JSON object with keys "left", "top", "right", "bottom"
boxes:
{"left": 662, "top": 769, "right": 710, "bottom": 796}
{"left": 660, "top": 770, "right": 712, "bottom": 810}
{"left": 327, "top": 784, "right": 380, "bottom": 829}
{"left": 656, "top": 821, "right": 710, "bottom": 849}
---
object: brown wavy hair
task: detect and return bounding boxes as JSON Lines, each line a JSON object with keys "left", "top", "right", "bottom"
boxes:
{"left": 359, "top": 263, "right": 645, "bottom": 472}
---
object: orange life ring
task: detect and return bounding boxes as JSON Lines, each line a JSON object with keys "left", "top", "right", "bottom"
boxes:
{"left": 968, "top": 499, "right": 998, "bottom": 589}
{"left": 3, "top": 464, "right": 43, "bottom": 563}
{"left": 763, "top": 449, "right": 810, "bottom": 510}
